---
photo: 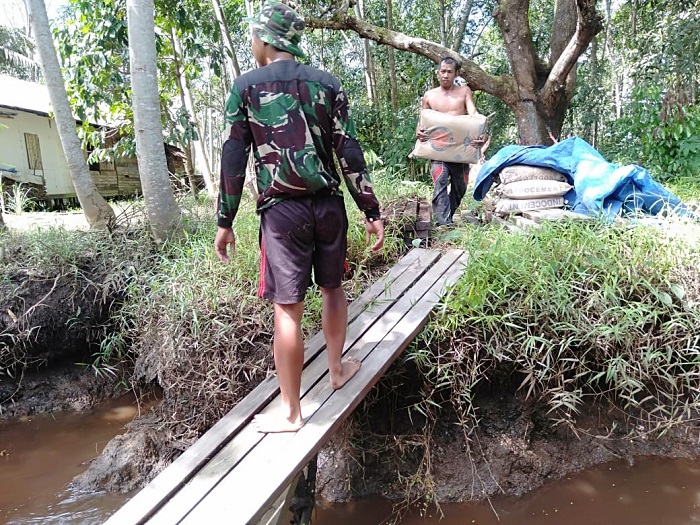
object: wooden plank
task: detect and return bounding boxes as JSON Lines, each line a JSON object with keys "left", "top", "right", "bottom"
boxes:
{"left": 105, "top": 249, "right": 437, "bottom": 525}
{"left": 521, "top": 209, "right": 547, "bottom": 223}
{"left": 523, "top": 208, "right": 594, "bottom": 223}
{"left": 255, "top": 471, "right": 299, "bottom": 525}
{"left": 491, "top": 215, "right": 522, "bottom": 232}
{"left": 513, "top": 215, "right": 539, "bottom": 230}
{"left": 146, "top": 250, "right": 445, "bottom": 525}
{"left": 179, "top": 250, "right": 469, "bottom": 525}
{"left": 560, "top": 209, "right": 594, "bottom": 220}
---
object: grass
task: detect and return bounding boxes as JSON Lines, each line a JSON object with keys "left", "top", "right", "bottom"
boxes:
{"left": 370, "top": 213, "right": 700, "bottom": 512}
{"left": 96, "top": 184, "right": 410, "bottom": 442}
{"left": 3, "top": 168, "right": 699, "bottom": 513}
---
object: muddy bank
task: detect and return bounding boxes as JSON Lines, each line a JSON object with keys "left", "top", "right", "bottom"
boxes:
{"left": 0, "top": 363, "right": 123, "bottom": 419}
{"left": 316, "top": 393, "right": 700, "bottom": 504}
{"left": 64, "top": 360, "right": 700, "bottom": 506}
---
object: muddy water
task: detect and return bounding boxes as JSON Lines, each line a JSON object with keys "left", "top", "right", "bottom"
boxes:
{"left": 316, "top": 457, "right": 700, "bottom": 525}
{"left": 0, "top": 394, "right": 148, "bottom": 524}
{"left": 2, "top": 401, "right": 699, "bottom": 525}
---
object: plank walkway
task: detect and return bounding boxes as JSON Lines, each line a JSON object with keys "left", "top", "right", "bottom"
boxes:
{"left": 105, "top": 247, "right": 468, "bottom": 525}
{"left": 493, "top": 208, "right": 593, "bottom": 231}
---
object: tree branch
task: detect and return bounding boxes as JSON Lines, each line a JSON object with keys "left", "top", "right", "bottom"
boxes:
{"left": 493, "top": 0, "right": 539, "bottom": 97}
{"left": 451, "top": 0, "right": 474, "bottom": 52}
{"left": 305, "top": 12, "right": 515, "bottom": 102}
{"left": 542, "top": 0, "right": 602, "bottom": 104}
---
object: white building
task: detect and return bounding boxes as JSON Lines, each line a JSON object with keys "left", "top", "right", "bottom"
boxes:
{"left": 0, "top": 75, "right": 184, "bottom": 207}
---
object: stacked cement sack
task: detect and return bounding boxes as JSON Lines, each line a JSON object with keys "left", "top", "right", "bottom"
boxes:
{"left": 492, "top": 166, "right": 573, "bottom": 215}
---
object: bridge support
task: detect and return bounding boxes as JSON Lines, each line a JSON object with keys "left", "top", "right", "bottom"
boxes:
{"left": 256, "top": 456, "right": 317, "bottom": 525}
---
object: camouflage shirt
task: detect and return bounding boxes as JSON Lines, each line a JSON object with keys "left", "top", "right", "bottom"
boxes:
{"left": 217, "top": 60, "right": 381, "bottom": 228}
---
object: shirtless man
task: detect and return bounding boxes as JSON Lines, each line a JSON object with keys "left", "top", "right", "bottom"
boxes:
{"left": 417, "top": 57, "right": 479, "bottom": 225}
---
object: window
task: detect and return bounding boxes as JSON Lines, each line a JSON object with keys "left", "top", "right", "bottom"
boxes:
{"left": 24, "top": 133, "right": 43, "bottom": 172}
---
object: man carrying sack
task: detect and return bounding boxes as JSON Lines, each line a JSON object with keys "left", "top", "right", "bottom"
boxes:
{"left": 415, "top": 57, "right": 486, "bottom": 226}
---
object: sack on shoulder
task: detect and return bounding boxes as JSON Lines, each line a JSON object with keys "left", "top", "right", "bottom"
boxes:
{"left": 410, "top": 109, "right": 488, "bottom": 164}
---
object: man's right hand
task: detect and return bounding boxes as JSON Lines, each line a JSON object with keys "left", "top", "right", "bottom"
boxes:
{"left": 214, "top": 227, "right": 236, "bottom": 263}
{"left": 416, "top": 128, "right": 429, "bottom": 142}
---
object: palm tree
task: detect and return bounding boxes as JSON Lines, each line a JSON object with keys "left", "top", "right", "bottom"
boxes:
{"left": 25, "top": 0, "right": 115, "bottom": 229}
{"left": 0, "top": 24, "right": 41, "bottom": 81}
{"left": 126, "top": 0, "right": 182, "bottom": 241}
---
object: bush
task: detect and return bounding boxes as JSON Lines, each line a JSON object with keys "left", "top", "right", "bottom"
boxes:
{"left": 409, "top": 217, "right": 700, "bottom": 435}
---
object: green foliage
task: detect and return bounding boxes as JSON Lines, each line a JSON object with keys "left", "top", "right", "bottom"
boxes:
{"left": 0, "top": 25, "right": 41, "bottom": 81}
{"left": 3, "top": 184, "right": 37, "bottom": 214}
{"left": 353, "top": 103, "right": 419, "bottom": 174}
{"left": 71, "top": 191, "right": 406, "bottom": 443}
{"left": 0, "top": 222, "right": 155, "bottom": 381}
{"left": 617, "top": 85, "right": 700, "bottom": 181}
{"left": 409, "top": 218, "right": 700, "bottom": 437}
{"left": 575, "top": 0, "right": 700, "bottom": 183}
{"left": 54, "top": 0, "right": 233, "bottom": 161}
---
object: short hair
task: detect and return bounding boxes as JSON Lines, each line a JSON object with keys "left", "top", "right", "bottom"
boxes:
{"left": 439, "top": 56, "right": 460, "bottom": 72}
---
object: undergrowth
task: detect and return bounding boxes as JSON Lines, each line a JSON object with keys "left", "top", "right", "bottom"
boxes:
{"left": 369, "top": 215, "right": 700, "bottom": 516}
{"left": 102, "top": 180, "right": 411, "bottom": 446}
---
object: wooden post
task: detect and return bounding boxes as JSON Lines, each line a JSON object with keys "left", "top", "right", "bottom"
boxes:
{"left": 0, "top": 171, "right": 5, "bottom": 214}
{"left": 255, "top": 455, "right": 318, "bottom": 525}
{"left": 255, "top": 471, "right": 301, "bottom": 525}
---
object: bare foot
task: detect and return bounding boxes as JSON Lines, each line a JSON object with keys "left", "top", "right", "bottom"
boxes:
{"left": 329, "top": 357, "right": 361, "bottom": 389}
{"left": 253, "top": 413, "right": 304, "bottom": 434}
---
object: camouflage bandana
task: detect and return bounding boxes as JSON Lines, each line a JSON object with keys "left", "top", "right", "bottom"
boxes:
{"left": 247, "top": 1, "right": 306, "bottom": 59}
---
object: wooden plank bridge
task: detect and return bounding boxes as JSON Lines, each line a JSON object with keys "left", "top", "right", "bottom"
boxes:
{"left": 105, "top": 248, "right": 468, "bottom": 525}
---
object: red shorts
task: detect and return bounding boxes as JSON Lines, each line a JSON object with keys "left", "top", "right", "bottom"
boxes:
{"left": 258, "top": 194, "right": 348, "bottom": 304}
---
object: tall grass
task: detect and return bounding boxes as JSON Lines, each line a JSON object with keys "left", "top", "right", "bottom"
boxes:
{"left": 408, "top": 217, "right": 700, "bottom": 436}
{"left": 0, "top": 222, "right": 155, "bottom": 382}
{"left": 103, "top": 189, "right": 408, "bottom": 443}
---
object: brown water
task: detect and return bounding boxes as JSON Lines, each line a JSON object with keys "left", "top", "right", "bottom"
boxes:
{"left": 0, "top": 394, "right": 147, "bottom": 525}
{"left": 316, "top": 457, "right": 700, "bottom": 525}
{"left": 2, "top": 400, "right": 699, "bottom": 524}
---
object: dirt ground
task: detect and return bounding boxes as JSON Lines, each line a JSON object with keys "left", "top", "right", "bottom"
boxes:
{"left": 2, "top": 210, "right": 90, "bottom": 231}
{"left": 316, "top": 392, "right": 700, "bottom": 505}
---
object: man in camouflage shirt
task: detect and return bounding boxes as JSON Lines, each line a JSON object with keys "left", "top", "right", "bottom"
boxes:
{"left": 214, "top": 0, "right": 384, "bottom": 433}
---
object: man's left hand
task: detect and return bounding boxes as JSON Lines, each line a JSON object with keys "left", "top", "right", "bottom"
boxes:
{"left": 214, "top": 227, "right": 236, "bottom": 263}
{"left": 365, "top": 218, "right": 384, "bottom": 252}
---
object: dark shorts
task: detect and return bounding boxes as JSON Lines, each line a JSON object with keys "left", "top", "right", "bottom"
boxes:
{"left": 258, "top": 194, "right": 348, "bottom": 304}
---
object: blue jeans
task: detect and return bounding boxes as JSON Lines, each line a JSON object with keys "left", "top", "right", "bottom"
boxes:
{"left": 431, "top": 161, "right": 468, "bottom": 225}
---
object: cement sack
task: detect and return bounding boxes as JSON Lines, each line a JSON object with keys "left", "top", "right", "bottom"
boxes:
{"left": 494, "top": 196, "right": 565, "bottom": 214}
{"left": 495, "top": 180, "right": 573, "bottom": 199}
{"left": 410, "top": 109, "right": 488, "bottom": 164}
{"left": 498, "top": 165, "right": 568, "bottom": 184}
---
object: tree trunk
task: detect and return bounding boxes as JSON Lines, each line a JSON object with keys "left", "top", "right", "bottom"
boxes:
{"left": 171, "top": 31, "right": 216, "bottom": 196}
{"left": 211, "top": 0, "right": 241, "bottom": 85}
{"left": 355, "top": 0, "right": 376, "bottom": 104}
{"left": 170, "top": 30, "right": 198, "bottom": 196}
{"left": 126, "top": 0, "right": 181, "bottom": 241}
{"left": 306, "top": 0, "right": 602, "bottom": 145}
{"left": 438, "top": 0, "right": 447, "bottom": 47}
{"left": 386, "top": 0, "right": 398, "bottom": 117}
{"left": 583, "top": 36, "right": 598, "bottom": 146}
{"left": 451, "top": 0, "right": 474, "bottom": 52}
{"left": 26, "top": 0, "right": 115, "bottom": 230}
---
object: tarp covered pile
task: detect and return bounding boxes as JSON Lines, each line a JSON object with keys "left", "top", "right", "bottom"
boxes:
{"left": 473, "top": 137, "right": 689, "bottom": 218}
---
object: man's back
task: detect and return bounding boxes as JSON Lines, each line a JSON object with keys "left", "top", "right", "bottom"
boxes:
{"left": 218, "top": 58, "right": 378, "bottom": 226}
{"left": 226, "top": 61, "right": 341, "bottom": 199}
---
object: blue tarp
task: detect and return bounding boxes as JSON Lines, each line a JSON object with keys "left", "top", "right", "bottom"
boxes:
{"left": 473, "top": 137, "right": 688, "bottom": 217}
